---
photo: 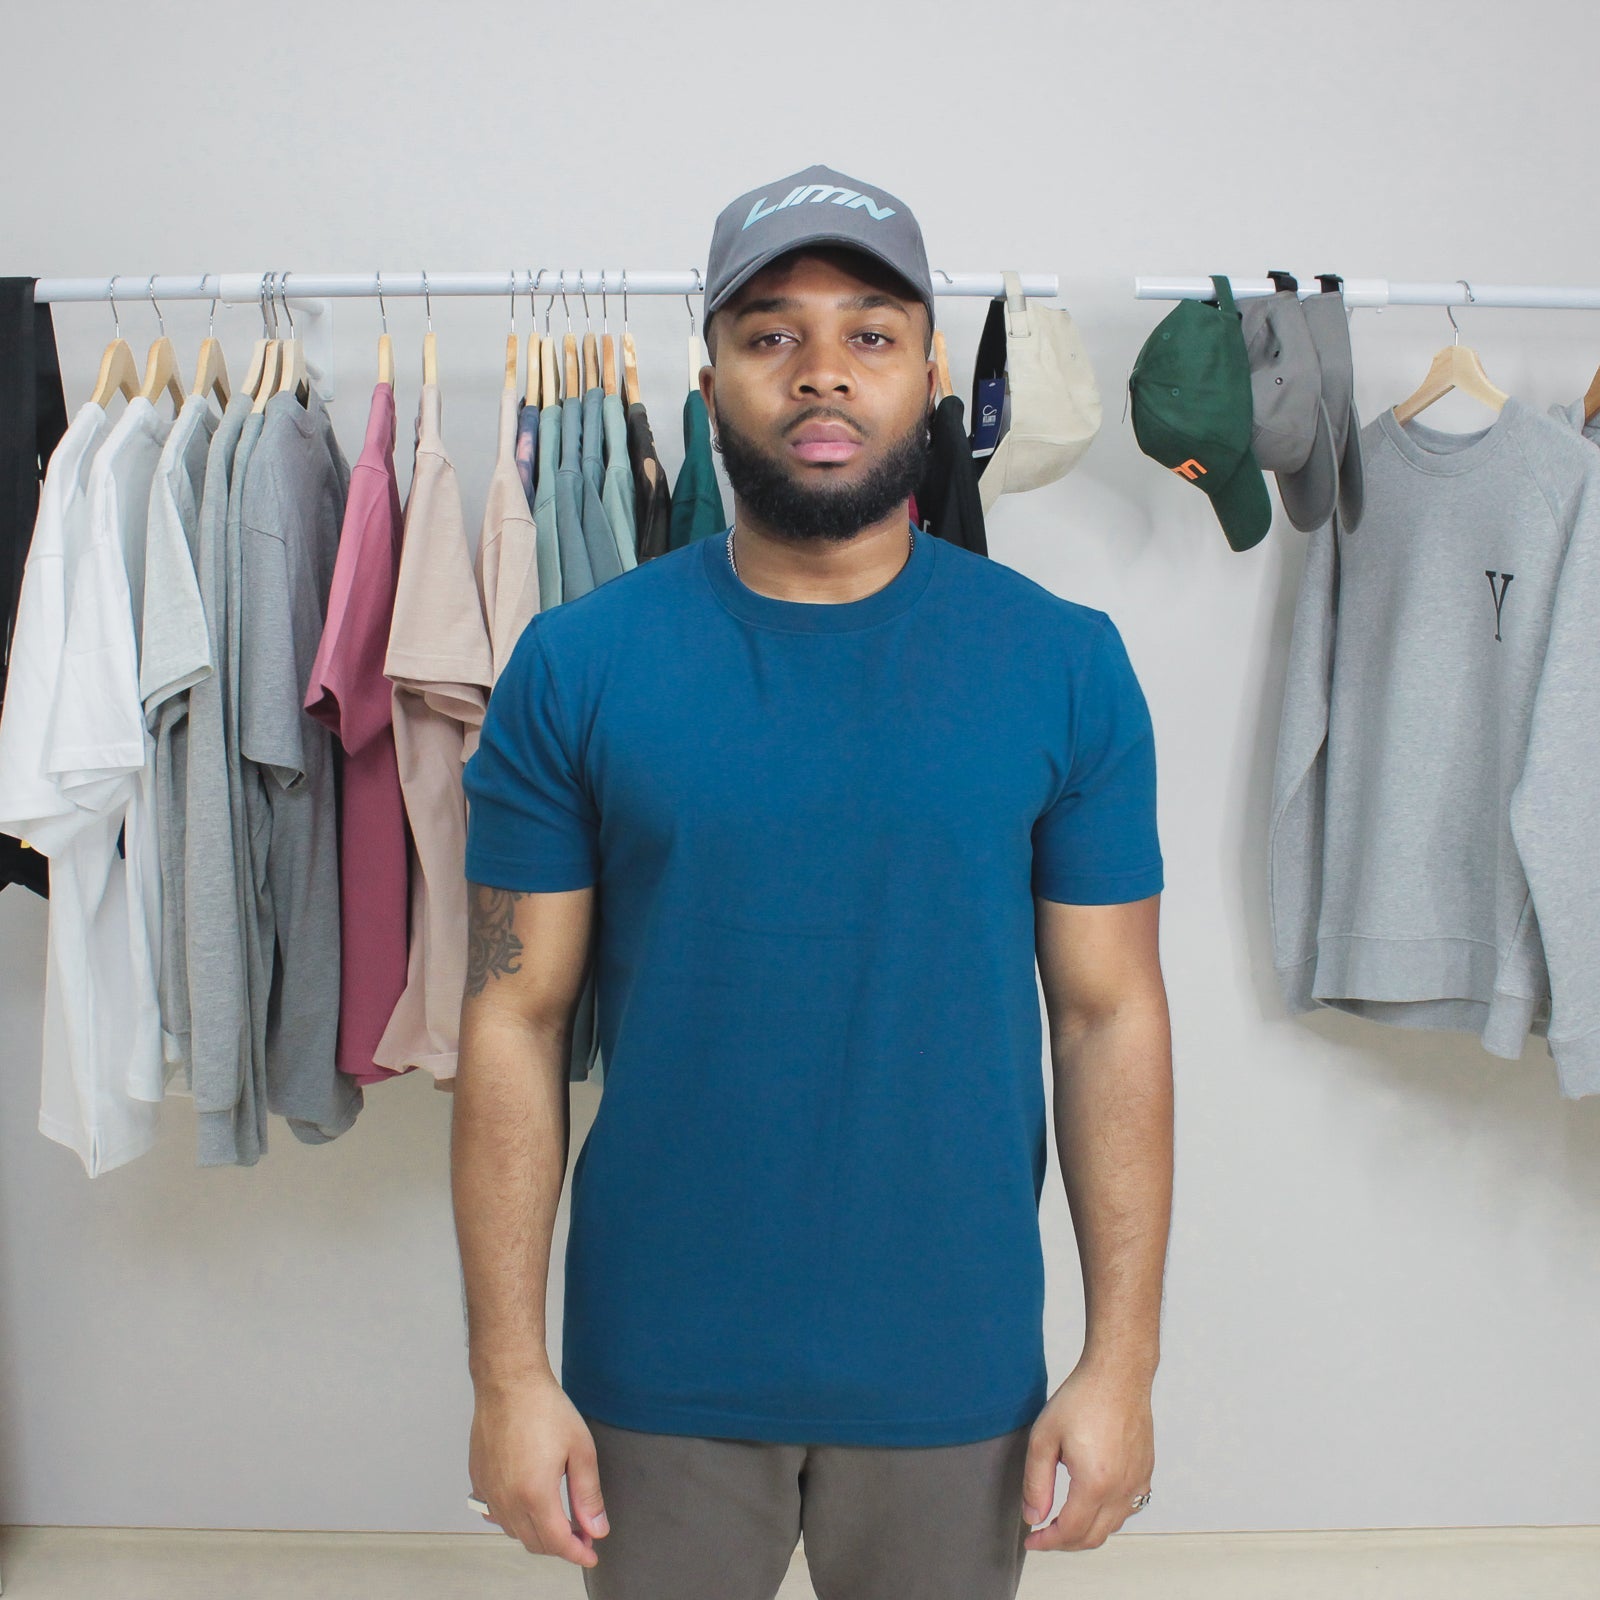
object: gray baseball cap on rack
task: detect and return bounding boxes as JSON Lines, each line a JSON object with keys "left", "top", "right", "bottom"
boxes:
{"left": 1239, "top": 283, "right": 1338, "bottom": 532}
{"left": 703, "top": 163, "right": 935, "bottom": 334}
{"left": 1300, "top": 278, "right": 1365, "bottom": 531}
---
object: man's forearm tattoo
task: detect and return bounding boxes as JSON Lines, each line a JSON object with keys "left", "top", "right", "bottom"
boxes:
{"left": 466, "top": 886, "right": 530, "bottom": 996}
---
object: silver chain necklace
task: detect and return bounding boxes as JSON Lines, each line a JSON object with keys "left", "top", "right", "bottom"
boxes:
{"left": 726, "top": 524, "right": 914, "bottom": 581}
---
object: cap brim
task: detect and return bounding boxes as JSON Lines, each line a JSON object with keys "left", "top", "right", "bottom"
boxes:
{"left": 705, "top": 234, "right": 934, "bottom": 327}
{"left": 1206, "top": 446, "right": 1274, "bottom": 552}
{"left": 1276, "top": 396, "right": 1339, "bottom": 533}
{"left": 1336, "top": 399, "right": 1365, "bottom": 530}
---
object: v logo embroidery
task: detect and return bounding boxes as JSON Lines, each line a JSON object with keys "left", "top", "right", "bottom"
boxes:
{"left": 1485, "top": 570, "right": 1514, "bottom": 643}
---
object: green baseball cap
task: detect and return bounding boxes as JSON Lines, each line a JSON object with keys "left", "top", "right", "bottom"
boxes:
{"left": 1128, "top": 275, "right": 1272, "bottom": 552}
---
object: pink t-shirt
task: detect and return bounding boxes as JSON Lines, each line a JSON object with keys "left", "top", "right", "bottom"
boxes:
{"left": 304, "top": 383, "right": 412, "bottom": 1086}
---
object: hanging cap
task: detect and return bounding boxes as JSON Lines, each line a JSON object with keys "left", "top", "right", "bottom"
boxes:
{"left": 1239, "top": 287, "right": 1338, "bottom": 532}
{"left": 1300, "top": 281, "right": 1365, "bottom": 530}
{"left": 1129, "top": 275, "right": 1273, "bottom": 552}
{"left": 703, "top": 163, "right": 935, "bottom": 336}
{"left": 969, "top": 272, "right": 1101, "bottom": 512}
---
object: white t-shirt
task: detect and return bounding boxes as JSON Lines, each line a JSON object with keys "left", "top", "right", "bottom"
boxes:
{"left": 0, "top": 400, "right": 160, "bottom": 1176}
{"left": 84, "top": 397, "right": 171, "bottom": 1105}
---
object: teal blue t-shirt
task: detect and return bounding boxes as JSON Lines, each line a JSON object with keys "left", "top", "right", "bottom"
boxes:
{"left": 462, "top": 523, "right": 1163, "bottom": 1447}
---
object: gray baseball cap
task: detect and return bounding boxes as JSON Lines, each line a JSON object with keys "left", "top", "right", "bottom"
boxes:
{"left": 1239, "top": 289, "right": 1338, "bottom": 532}
{"left": 703, "top": 163, "right": 935, "bottom": 336}
{"left": 1300, "top": 285, "right": 1365, "bottom": 531}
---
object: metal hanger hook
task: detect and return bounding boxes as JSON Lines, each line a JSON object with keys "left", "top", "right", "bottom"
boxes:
{"left": 206, "top": 285, "right": 219, "bottom": 340}
{"left": 528, "top": 266, "right": 542, "bottom": 335}
{"left": 600, "top": 269, "right": 608, "bottom": 338}
{"left": 258, "top": 274, "right": 270, "bottom": 338}
{"left": 580, "top": 269, "right": 591, "bottom": 332}
{"left": 686, "top": 267, "right": 703, "bottom": 337}
{"left": 376, "top": 270, "right": 388, "bottom": 334}
{"left": 280, "top": 271, "right": 295, "bottom": 337}
{"left": 1447, "top": 279, "right": 1476, "bottom": 344}
{"left": 266, "top": 271, "right": 280, "bottom": 337}
{"left": 559, "top": 271, "right": 572, "bottom": 334}
{"left": 107, "top": 277, "right": 121, "bottom": 342}
{"left": 535, "top": 267, "right": 553, "bottom": 336}
{"left": 422, "top": 269, "right": 433, "bottom": 332}
{"left": 147, "top": 274, "right": 165, "bottom": 339}
{"left": 621, "top": 268, "right": 629, "bottom": 335}
{"left": 509, "top": 268, "right": 518, "bottom": 334}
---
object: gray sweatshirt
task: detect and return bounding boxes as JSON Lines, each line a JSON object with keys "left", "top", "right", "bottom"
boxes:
{"left": 1271, "top": 396, "right": 1600, "bottom": 1099}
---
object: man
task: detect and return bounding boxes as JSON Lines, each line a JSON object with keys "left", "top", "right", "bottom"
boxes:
{"left": 451, "top": 162, "right": 1173, "bottom": 1600}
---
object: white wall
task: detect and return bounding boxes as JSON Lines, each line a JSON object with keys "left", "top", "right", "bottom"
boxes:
{"left": 2, "top": 0, "right": 1598, "bottom": 1536}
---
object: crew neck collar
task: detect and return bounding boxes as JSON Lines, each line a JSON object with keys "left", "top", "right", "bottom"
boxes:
{"left": 703, "top": 520, "right": 935, "bottom": 633}
{"left": 265, "top": 383, "right": 325, "bottom": 439}
{"left": 1379, "top": 395, "right": 1523, "bottom": 476}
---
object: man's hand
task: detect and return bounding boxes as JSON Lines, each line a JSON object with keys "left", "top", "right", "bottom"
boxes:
{"left": 468, "top": 1372, "right": 611, "bottom": 1569}
{"left": 1020, "top": 1359, "right": 1155, "bottom": 1552}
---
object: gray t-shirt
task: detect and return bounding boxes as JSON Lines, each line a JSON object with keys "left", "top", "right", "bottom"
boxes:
{"left": 600, "top": 390, "right": 638, "bottom": 573}
{"left": 579, "top": 386, "right": 623, "bottom": 586}
{"left": 141, "top": 395, "right": 217, "bottom": 1075}
{"left": 238, "top": 389, "right": 362, "bottom": 1146}
{"left": 186, "top": 394, "right": 263, "bottom": 1166}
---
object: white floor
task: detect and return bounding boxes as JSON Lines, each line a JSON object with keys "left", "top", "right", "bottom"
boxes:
{"left": 1, "top": 1524, "right": 1596, "bottom": 1598}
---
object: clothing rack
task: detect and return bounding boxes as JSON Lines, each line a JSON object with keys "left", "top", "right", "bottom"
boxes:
{"left": 33, "top": 270, "right": 1059, "bottom": 304}
{"left": 1134, "top": 277, "right": 1600, "bottom": 311}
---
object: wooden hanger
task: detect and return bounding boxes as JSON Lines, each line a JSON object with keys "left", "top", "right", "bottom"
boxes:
{"left": 504, "top": 330, "right": 519, "bottom": 392}
{"left": 375, "top": 271, "right": 395, "bottom": 387}
{"left": 273, "top": 332, "right": 308, "bottom": 404}
{"left": 687, "top": 272, "right": 705, "bottom": 395}
{"left": 563, "top": 331, "right": 580, "bottom": 401}
{"left": 421, "top": 270, "right": 438, "bottom": 386}
{"left": 252, "top": 340, "right": 282, "bottom": 413}
{"left": 582, "top": 328, "right": 598, "bottom": 393}
{"left": 188, "top": 290, "right": 230, "bottom": 407}
{"left": 1392, "top": 289, "right": 1508, "bottom": 424}
{"left": 541, "top": 327, "right": 559, "bottom": 407}
{"left": 137, "top": 280, "right": 184, "bottom": 411}
{"left": 268, "top": 276, "right": 310, "bottom": 405}
{"left": 525, "top": 330, "right": 541, "bottom": 406}
{"left": 622, "top": 330, "right": 641, "bottom": 407}
{"left": 90, "top": 298, "right": 140, "bottom": 407}
{"left": 190, "top": 336, "right": 230, "bottom": 407}
{"left": 932, "top": 329, "right": 953, "bottom": 402}
{"left": 1583, "top": 359, "right": 1600, "bottom": 424}
{"left": 242, "top": 274, "right": 278, "bottom": 401}
{"left": 140, "top": 335, "right": 186, "bottom": 411}
{"left": 603, "top": 330, "right": 617, "bottom": 397}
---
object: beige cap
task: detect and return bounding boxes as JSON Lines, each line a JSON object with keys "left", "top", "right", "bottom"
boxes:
{"left": 976, "top": 272, "right": 1101, "bottom": 514}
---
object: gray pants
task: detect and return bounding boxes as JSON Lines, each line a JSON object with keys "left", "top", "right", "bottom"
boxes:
{"left": 578, "top": 1413, "right": 1033, "bottom": 1600}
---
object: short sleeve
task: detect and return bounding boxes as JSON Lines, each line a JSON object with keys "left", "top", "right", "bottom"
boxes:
{"left": 463, "top": 619, "right": 598, "bottom": 890}
{"left": 1031, "top": 615, "right": 1164, "bottom": 905}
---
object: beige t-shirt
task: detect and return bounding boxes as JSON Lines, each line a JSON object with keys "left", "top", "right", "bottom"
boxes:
{"left": 476, "top": 387, "right": 542, "bottom": 683}
{"left": 376, "top": 384, "right": 492, "bottom": 1082}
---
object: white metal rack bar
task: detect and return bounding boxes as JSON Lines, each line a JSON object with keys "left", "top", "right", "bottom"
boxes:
{"left": 1135, "top": 277, "right": 1600, "bottom": 311}
{"left": 34, "top": 269, "right": 1059, "bottom": 304}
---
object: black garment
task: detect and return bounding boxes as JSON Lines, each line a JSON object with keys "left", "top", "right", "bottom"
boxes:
{"left": 626, "top": 400, "right": 673, "bottom": 562}
{"left": 968, "top": 291, "right": 1009, "bottom": 488}
{"left": 0, "top": 278, "right": 67, "bottom": 898}
{"left": 915, "top": 394, "right": 988, "bottom": 557}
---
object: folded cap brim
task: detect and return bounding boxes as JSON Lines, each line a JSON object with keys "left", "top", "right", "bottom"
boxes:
{"left": 1206, "top": 446, "right": 1274, "bottom": 552}
{"left": 1336, "top": 398, "right": 1365, "bottom": 530}
{"left": 1276, "top": 395, "right": 1339, "bottom": 533}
